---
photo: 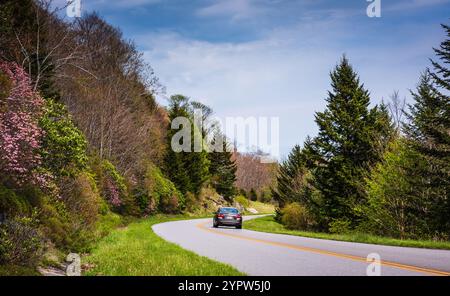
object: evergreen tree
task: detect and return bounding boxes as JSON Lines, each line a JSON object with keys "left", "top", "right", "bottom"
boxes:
{"left": 308, "top": 56, "right": 394, "bottom": 229}
{"left": 186, "top": 141, "right": 210, "bottom": 194}
{"left": 208, "top": 133, "right": 237, "bottom": 199}
{"left": 403, "top": 24, "right": 450, "bottom": 235}
{"left": 272, "top": 144, "right": 309, "bottom": 209}
{"left": 164, "top": 95, "right": 193, "bottom": 194}
{"left": 164, "top": 95, "right": 211, "bottom": 195}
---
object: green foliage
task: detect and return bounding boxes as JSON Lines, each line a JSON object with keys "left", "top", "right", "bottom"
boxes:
{"left": 272, "top": 144, "right": 310, "bottom": 208}
{"left": 281, "top": 202, "right": 314, "bottom": 230}
{"left": 0, "top": 214, "right": 44, "bottom": 267}
{"left": 328, "top": 218, "right": 352, "bottom": 234}
{"left": 164, "top": 95, "right": 194, "bottom": 193}
{"left": 361, "top": 140, "right": 435, "bottom": 239}
{"left": 245, "top": 215, "right": 450, "bottom": 250}
{"left": 39, "top": 99, "right": 88, "bottom": 178}
{"left": 38, "top": 196, "right": 72, "bottom": 249}
{"left": 91, "top": 212, "right": 123, "bottom": 244}
{"left": 234, "top": 195, "right": 250, "bottom": 209}
{"left": 403, "top": 72, "right": 450, "bottom": 236}
{"left": 62, "top": 173, "right": 102, "bottom": 250}
{"left": 307, "top": 56, "right": 394, "bottom": 229}
{"left": 141, "top": 164, "right": 184, "bottom": 214}
{"left": 0, "top": 265, "right": 40, "bottom": 276}
{"left": 183, "top": 192, "right": 198, "bottom": 213}
{"left": 259, "top": 187, "right": 272, "bottom": 203}
{"left": 164, "top": 95, "right": 211, "bottom": 195}
{"left": 208, "top": 134, "right": 237, "bottom": 199}
{"left": 96, "top": 159, "right": 137, "bottom": 215}
{"left": 0, "top": 185, "right": 30, "bottom": 217}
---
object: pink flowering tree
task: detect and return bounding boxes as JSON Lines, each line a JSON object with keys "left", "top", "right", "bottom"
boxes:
{"left": 0, "top": 60, "right": 47, "bottom": 188}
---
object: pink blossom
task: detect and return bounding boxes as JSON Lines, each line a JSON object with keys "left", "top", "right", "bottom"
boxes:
{"left": 105, "top": 177, "right": 122, "bottom": 207}
{"left": 0, "top": 60, "right": 48, "bottom": 188}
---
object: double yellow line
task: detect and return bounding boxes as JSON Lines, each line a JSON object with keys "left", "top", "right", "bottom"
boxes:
{"left": 196, "top": 221, "right": 450, "bottom": 276}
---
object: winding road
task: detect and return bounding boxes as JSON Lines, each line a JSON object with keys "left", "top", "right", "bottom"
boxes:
{"left": 152, "top": 216, "right": 450, "bottom": 276}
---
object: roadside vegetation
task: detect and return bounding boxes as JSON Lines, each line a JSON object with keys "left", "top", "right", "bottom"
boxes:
{"left": 83, "top": 215, "right": 244, "bottom": 276}
{"left": 0, "top": 1, "right": 275, "bottom": 275}
{"left": 245, "top": 216, "right": 450, "bottom": 250}
{"left": 271, "top": 25, "right": 450, "bottom": 243}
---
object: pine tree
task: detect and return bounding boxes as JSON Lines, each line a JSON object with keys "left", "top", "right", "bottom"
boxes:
{"left": 309, "top": 56, "right": 394, "bottom": 229}
{"left": 164, "top": 95, "right": 211, "bottom": 195}
{"left": 164, "top": 95, "right": 193, "bottom": 194}
{"left": 209, "top": 133, "right": 237, "bottom": 199}
{"left": 430, "top": 24, "right": 450, "bottom": 92}
{"left": 272, "top": 144, "right": 309, "bottom": 209}
{"left": 403, "top": 24, "right": 450, "bottom": 235}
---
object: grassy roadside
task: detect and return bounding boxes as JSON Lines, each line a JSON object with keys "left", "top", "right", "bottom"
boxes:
{"left": 83, "top": 215, "right": 245, "bottom": 276}
{"left": 246, "top": 201, "right": 275, "bottom": 214}
{"left": 244, "top": 215, "right": 450, "bottom": 250}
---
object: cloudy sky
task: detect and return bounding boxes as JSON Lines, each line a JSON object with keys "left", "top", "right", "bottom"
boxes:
{"left": 71, "top": 0, "right": 449, "bottom": 159}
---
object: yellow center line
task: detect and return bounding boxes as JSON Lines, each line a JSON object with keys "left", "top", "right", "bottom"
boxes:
{"left": 196, "top": 221, "right": 450, "bottom": 276}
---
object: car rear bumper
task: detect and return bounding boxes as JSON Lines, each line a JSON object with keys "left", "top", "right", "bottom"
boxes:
{"left": 216, "top": 218, "right": 242, "bottom": 226}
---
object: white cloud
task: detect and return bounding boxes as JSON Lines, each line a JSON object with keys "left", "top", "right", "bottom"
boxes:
{"left": 196, "top": 0, "right": 268, "bottom": 20}
{"left": 136, "top": 15, "right": 443, "bottom": 158}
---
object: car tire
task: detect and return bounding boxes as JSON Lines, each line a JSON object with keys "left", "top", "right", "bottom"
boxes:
{"left": 236, "top": 225, "right": 242, "bottom": 229}
{"left": 213, "top": 221, "right": 218, "bottom": 228}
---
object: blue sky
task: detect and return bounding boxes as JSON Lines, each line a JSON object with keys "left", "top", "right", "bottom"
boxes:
{"left": 70, "top": 0, "right": 449, "bottom": 159}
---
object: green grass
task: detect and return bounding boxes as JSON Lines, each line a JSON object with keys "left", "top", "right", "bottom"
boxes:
{"left": 83, "top": 215, "right": 245, "bottom": 276}
{"left": 247, "top": 201, "right": 275, "bottom": 214}
{"left": 0, "top": 265, "right": 41, "bottom": 276}
{"left": 245, "top": 215, "right": 450, "bottom": 250}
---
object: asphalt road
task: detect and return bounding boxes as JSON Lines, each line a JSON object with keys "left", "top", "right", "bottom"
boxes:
{"left": 152, "top": 216, "right": 450, "bottom": 276}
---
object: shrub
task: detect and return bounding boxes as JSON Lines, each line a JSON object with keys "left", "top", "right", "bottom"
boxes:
{"left": 184, "top": 192, "right": 198, "bottom": 213}
{"left": 39, "top": 99, "right": 88, "bottom": 178}
{"left": 144, "top": 164, "right": 184, "bottom": 214}
{"left": 63, "top": 173, "right": 101, "bottom": 227}
{"left": 259, "top": 188, "right": 272, "bottom": 203}
{"left": 101, "top": 160, "right": 127, "bottom": 209}
{"left": 328, "top": 218, "right": 352, "bottom": 234}
{"left": 92, "top": 159, "right": 137, "bottom": 215}
{"left": 0, "top": 61, "right": 47, "bottom": 188}
{"left": 361, "top": 140, "right": 436, "bottom": 240}
{"left": 0, "top": 185, "right": 30, "bottom": 218}
{"left": 234, "top": 195, "right": 249, "bottom": 209}
{"left": 0, "top": 215, "right": 44, "bottom": 267}
{"left": 281, "top": 202, "right": 313, "bottom": 230}
{"left": 40, "top": 172, "right": 102, "bottom": 251}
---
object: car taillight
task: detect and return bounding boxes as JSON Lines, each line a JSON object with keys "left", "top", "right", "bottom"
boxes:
{"left": 236, "top": 214, "right": 241, "bottom": 219}
{"left": 218, "top": 214, "right": 224, "bottom": 218}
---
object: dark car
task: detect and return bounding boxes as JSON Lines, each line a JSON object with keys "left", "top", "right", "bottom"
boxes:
{"left": 213, "top": 207, "right": 242, "bottom": 229}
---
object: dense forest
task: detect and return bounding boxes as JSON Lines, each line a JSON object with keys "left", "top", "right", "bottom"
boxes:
{"left": 272, "top": 25, "right": 449, "bottom": 240}
{"left": 0, "top": 0, "right": 448, "bottom": 274}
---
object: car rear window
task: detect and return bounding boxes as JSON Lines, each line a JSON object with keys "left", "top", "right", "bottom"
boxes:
{"left": 220, "top": 208, "right": 239, "bottom": 214}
